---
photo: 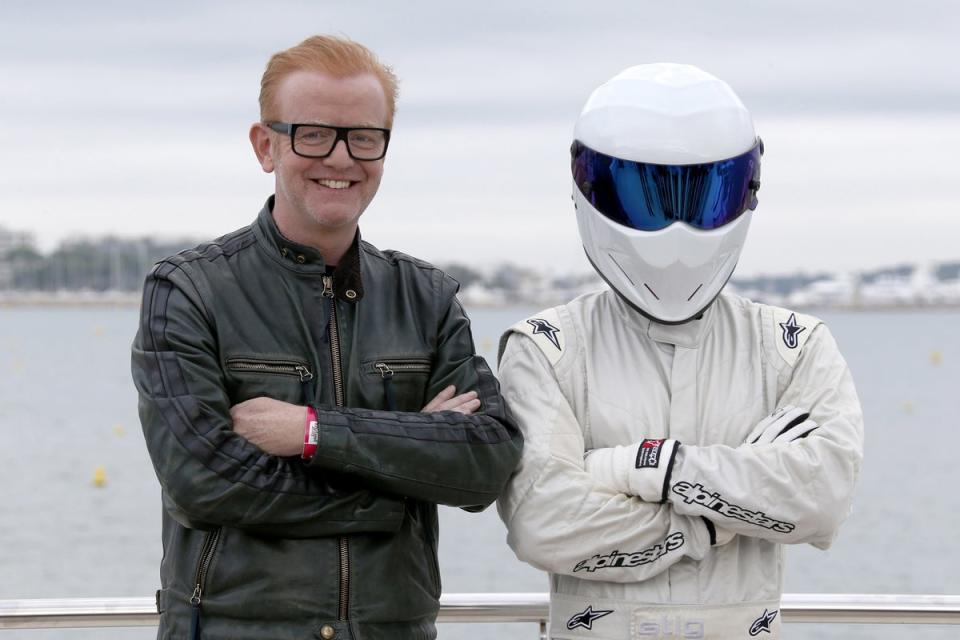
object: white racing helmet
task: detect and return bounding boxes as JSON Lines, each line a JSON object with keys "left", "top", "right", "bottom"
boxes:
{"left": 572, "top": 63, "right": 762, "bottom": 324}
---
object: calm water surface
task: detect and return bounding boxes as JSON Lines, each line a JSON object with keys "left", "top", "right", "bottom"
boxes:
{"left": 1, "top": 305, "right": 958, "bottom": 639}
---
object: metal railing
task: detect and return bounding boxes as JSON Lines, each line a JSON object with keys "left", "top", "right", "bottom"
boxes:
{"left": 2, "top": 593, "right": 960, "bottom": 630}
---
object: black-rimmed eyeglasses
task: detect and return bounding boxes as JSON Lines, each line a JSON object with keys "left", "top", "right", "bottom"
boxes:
{"left": 265, "top": 122, "right": 391, "bottom": 161}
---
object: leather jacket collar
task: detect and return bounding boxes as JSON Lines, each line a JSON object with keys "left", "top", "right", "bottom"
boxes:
{"left": 254, "top": 196, "right": 364, "bottom": 303}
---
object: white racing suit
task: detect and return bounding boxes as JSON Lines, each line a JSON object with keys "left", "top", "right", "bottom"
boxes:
{"left": 497, "top": 290, "right": 863, "bottom": 639}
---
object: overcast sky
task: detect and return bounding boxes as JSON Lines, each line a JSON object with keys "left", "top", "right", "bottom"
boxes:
{"left": 1, "top": 0, "right": 958, "bottom": 276}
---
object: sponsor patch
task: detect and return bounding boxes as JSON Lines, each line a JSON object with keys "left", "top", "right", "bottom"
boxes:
{"left": 749, "top": 609, "right": 778, "bottom": 635}
{"left": 505, "top": 308, "right": 565, "bottom": 367}
{"left": 635, "top": 439, "right": 665, "bottom": 468}
{"left": 526, "top": 317, "right": 561, "bottom": 351}
{"left": 771, "top": 307, "right": 818, "bottom": 367}
{"left": 566, "top": 605, "right": 614, "bottom": 630}
{"left": 632, "top": 613, "right": 705, "bottom": 638}
{"left": 574, "top": 532, "right": 684, "bottom": 572}
{"left": 779, "top": 313, "right": 806, "bottom": 349}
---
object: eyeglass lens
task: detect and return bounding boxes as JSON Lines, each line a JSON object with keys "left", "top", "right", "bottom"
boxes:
{"left": 293, "top": 125, "right": 387, "bottom": 159}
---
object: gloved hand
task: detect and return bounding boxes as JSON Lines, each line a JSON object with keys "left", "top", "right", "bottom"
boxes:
{"left": 583, "top": 446, "right": 630, "bottom": 493}
{"left": 583, "top": 438, "right": 680, "bottom": 503}
{"left": 744, "top": 406, "right": 819, "bottom": 445}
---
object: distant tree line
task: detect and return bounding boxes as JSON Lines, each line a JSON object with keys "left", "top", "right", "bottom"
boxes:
{"left": 0, "top": 235, "right": 201, "bottom": 291}
{"left": 1, "top": 228, "right": 958, "bottom": 296}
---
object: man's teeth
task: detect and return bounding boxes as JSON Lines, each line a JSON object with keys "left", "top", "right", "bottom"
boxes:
{"left": 316, "top": 179, "right": 351, "bottom": 189}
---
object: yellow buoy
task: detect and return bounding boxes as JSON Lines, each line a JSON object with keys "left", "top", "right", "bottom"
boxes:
{"left": 929, "top": 351, "right": 942, "bottom": 366}
{"left": 93, "top": 325, "right": 106, "bottom": 337}
{"left": 902, "top": 401, "right": 914, "bottom": 414}
{"left": 113, "top": 424, "right": 127, "bottom": 437}
{"left": 92, "top": 466, "right": 107, "bottom": 488}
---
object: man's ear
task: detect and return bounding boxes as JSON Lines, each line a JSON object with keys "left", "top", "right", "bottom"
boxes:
{"left": 249, "top": 123, "right": 275, "bottom": 173}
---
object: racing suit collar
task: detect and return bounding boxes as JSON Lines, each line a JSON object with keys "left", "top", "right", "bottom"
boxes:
{"left": 254, "top": 196, "right": 364, "bottom": 303}
{"left": 610, "top": 291, "right": 717, "bottom": 348}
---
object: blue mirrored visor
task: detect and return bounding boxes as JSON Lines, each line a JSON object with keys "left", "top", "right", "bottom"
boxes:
{"left": 571, "top": 139, "right": 763, "bottom": 232}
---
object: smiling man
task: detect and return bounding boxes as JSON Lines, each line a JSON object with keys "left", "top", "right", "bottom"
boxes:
{"left": 132, "top": 35, "right": 522, "bottom": 640}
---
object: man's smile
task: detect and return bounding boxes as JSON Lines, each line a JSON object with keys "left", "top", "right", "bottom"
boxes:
{"left": 311, "top": 178, "right": 355, "bottom": 190}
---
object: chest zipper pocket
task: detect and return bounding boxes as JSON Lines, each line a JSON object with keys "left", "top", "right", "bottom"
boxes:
{"left": 226, "top": 358, "right": 313, "bottom": 382}
{"left": 188, "top": 527, "right": 222, "bottom": 640}
{"left": 374, "top": 359, "right": 431, "bottom": 411}
{"left": 226, "top": 358, "right": 315, "bottom": 403}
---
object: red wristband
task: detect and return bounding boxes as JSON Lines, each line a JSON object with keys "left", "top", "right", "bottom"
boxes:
{"left": 302, "top": 406, "right": 319, "bottom": 460}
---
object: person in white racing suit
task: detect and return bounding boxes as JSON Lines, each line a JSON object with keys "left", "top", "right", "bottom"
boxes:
{"left": 496, "top": 64, "right": 864, "bottom": 639}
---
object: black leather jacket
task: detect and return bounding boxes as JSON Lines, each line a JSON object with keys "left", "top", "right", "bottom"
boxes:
{"left": 132, "top": 198, "right": 522, "bottom": 640}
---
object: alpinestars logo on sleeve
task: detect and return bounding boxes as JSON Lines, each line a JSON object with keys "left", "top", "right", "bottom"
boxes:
{"left": 567, "top": 605, "right": 614, "bottom": 630}
{"left": 527, "top": 318, "right": 561, "bottom": 350}
{"left": 573, "top": 532, "right": 685, "bottom": 572}
{"left": 671, "top": 482, "right": 795, "bottom": 533}
{"left": 749, "top": 609, "right": 778, "bottom": 635}
{"left": 779, "top": 313, "right": 806, "bottom": 349}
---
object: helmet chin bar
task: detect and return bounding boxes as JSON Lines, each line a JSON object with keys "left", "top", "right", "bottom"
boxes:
{"left": 606, "top": 254, "right": 708, "bottom": 304}
{"left": 584, "top": 250, "right": 734, "bottom": 325}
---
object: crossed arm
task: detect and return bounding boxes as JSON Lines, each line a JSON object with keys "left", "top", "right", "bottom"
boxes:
{"left": 134, "top": 264, "right": 521, "bottom": 538}
{"left": 230, "top": 385, "right": 481, "bottom": 457}
{"left": 496, "top": 326, "right": 863, "bottom": 583}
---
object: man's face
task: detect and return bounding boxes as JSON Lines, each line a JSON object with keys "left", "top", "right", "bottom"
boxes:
{"left": 254, "top": 70, "right": 389, "bottom": 236}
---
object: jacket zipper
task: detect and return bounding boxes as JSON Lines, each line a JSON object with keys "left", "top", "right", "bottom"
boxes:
{"left": 374, "top": 360, "right": 430, "bottom": 412}
{"left": 322, "top": 275, "right": 350, "bottom": 621}
{"left": 225, "top": 358, "right": 314, "bottom": 382}
{"left": 188, "top": 528, "right": 222, "bottom": 640}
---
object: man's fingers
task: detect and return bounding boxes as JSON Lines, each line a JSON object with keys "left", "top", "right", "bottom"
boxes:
{"left": 423, "top": 389, "right": 480, "bottom": 413}
{"left": 436, "top": 391, "right": 477, "bottom": 411}
{"left": 422, "top": 385, "right": 456, "bottom": 412}
{"left": 450, "top": 398, "right": 481, "bottom": 415}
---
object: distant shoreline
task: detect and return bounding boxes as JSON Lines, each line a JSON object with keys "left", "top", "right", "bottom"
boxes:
{"left": 0, "top": 292, "right": 142, "bottom": 308}
{"left": 1, "top": 291, "right": 959, "bottom": 312}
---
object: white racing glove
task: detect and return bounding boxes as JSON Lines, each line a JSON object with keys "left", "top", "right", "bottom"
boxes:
{"left": 585, "top": 445, "right": 734, "bottom": 546}
{"left": 744, "top": 405, "right": 819, "bottom": 445}
{"left": 584, "top": 439, "right": 680, "bottom": 503}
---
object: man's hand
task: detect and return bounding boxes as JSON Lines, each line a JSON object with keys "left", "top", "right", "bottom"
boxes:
{"left": 231, "top": 397, "right": 305, "bottom": 457}
{"left": 422, "top": 385, "right": 480, "bottom": 414}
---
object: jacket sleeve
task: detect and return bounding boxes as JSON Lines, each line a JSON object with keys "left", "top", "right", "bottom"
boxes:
{"left": 496, "top": 333, "right": 715, "bottom": 583}
{"left": 666, "top": 324, "right": 864, "bottom": 548}
{"left": 132, "top": 262, "right": 405, "bottom": 538}
{"left": 307, "top": 279, "right": 523, "bottom": 510}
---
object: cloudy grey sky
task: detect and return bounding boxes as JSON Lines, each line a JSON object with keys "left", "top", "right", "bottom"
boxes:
{"left": 1, "top": 0, "right": 958, "bottom": 276}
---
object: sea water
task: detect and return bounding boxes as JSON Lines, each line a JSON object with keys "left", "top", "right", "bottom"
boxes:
{"left": 0, "top": 306, "right": 957, "bottom": 639}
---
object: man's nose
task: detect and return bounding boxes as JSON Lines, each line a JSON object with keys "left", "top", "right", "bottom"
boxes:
{"left": 323, "top": 140, "right": 354, "bottom": 169}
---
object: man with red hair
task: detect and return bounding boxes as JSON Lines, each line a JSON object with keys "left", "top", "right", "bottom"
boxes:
{"left": 133, "top": 35, "right": 521, "bottom": 640}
